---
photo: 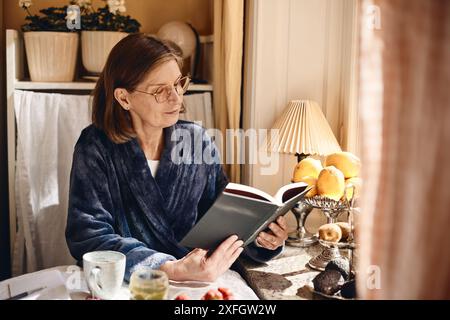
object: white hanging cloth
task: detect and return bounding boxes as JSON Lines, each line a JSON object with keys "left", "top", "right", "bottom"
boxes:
{"left": 13, "top": 90, "right": 91, "bottom": 276}
{"left": 180, "top": 92, "right": 214, "bottom": 129}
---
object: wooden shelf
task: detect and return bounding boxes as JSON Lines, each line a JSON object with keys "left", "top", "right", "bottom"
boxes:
{"left": 14, "top": 81, "right": 94, "bottom": 90}
{"left": 199, "top": 35, "right": 214, "bottom": 43}
{"left": 14, "top": 81, "right": 213, "bottom": 92}
{"left": 10, "top": 28, "right": 214, "bottom": 93}
{"left": 187, "top": 84, "right": 213, "bottom": 92}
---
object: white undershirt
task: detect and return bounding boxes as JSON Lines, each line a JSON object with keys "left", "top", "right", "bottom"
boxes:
{"left": 147, "top": 159, "right": 160, "bottom": 177}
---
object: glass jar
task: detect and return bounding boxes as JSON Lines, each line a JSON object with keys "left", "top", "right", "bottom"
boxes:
{"left": 129, "top": 268, "right": 169, "bottom": 300}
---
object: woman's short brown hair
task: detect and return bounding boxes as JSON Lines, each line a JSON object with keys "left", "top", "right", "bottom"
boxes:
{"left": 92, "top": 33, "right": 183, "bottom": 143}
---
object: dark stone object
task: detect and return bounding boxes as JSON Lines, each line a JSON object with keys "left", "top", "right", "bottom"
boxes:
{"left": 312, "top": 270, "right": 344, "bottom": 295}
{"left": 325, "top": 258, "right": 350, "bottom": 280}
{"left": 340, "top": 280, "right": 357, "bottom": 299}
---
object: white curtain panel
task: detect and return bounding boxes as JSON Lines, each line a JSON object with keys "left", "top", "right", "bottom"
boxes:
{"left": 13, "top": 90, "right": 91, "bottom": 275}
{"left": 179, "top": 92, "right": 214, "bottom": 129}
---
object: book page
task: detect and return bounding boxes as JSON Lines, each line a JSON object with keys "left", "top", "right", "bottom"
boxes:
{"left": 225, "top": 182, "right": 309, "bottom": 206}
{"left": 274, "top": 182, "right": 308, "bottom": 204}
{"left": 225, "top": 183, "right": 279, "bottom": 205}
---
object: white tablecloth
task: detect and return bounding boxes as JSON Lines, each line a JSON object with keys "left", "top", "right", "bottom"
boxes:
{"left": 0, "top": 266, "right": 259, "bottom": 300}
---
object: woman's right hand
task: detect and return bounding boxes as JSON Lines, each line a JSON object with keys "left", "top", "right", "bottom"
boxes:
{"left": 160, "top": 235, "right": 244, "bottom": 282}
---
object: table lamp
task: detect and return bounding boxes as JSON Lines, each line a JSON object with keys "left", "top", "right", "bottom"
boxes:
{"left": 267, "top": 100, "right": 342, "bottom": 247}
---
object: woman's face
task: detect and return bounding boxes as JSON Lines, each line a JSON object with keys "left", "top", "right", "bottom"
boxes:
{"left": 128, "top": 59, "right": 184, "bottom": 130}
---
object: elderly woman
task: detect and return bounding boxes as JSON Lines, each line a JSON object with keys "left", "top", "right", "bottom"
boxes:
{"left": 65, "top": 33, "right": 288, "bottom": 283}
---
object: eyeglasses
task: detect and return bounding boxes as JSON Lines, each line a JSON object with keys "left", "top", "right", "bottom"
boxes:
{"left": 134, "top": 76, "right": 191, "bottom": 103}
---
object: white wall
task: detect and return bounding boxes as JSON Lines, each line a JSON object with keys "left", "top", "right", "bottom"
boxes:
{"left": 243, "top": 0, "right": 358, "bottom": 194}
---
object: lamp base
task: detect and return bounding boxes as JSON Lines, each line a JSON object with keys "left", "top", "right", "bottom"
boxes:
{"left": 286, "top": 203, "right": 317, "bottom": 248}
{"left": 286, "top": 231, "right": 318, "bottom": 247}
{"left": 295, "top": 153, "right": 309, "bottom": 163}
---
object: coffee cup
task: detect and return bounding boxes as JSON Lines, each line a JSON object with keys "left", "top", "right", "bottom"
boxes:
{"left": 83, "top": 251, "right": 126, "bottom": 300}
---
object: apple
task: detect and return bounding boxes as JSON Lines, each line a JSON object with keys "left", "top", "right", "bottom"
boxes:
{"left": 218, "top": 287, "right": 234, "bottom": 300}
{"left": 201, "top": 289, "right": 223, "bottom": 300}
{"left": 174, "top": 293, "right": 190, "bottom": 300}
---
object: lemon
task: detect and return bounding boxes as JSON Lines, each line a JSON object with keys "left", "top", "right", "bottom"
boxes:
{"left": 342, "top": 177, "right": 363, "bottom": 201}
{"left": 325, "top": 152, "right": 361, "bottom": 179}
{"left": 298, "top": 176, "right": 318, "bottom": 198}
{"left": 292, "top": 158, "right": 323, "bottom": 182}
{"left": 317, "top": 166, "right": 345, "bottom": 201}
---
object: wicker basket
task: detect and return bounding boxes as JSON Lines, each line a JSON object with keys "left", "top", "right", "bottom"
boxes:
{"left": 81, "top": 31, "right": 128, "bottom": 74}
{"left": 24, "top": 31, "right": 79, "bottom": 82}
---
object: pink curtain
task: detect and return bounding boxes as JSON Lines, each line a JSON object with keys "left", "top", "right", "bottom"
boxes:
{"left": 358, "top": 0, "right": 450, "bottom": 299}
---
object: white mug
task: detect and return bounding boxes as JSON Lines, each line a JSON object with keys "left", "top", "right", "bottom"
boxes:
{"left": 83, "top": 251, "right": 126, "bottom": 300}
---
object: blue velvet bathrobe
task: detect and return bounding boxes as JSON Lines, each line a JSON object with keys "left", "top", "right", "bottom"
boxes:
{"left": 66, "top": 121, "right": 282, "bottom": 280}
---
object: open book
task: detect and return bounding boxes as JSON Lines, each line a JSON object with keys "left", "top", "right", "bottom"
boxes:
{"left": 180, "top": 182, "right": 310, "bottom": 249}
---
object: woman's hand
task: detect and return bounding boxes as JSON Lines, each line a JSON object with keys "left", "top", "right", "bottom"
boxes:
{"left": 256, "top": 216, "right": 288, "bottom": 250}
{"left": 160, "top": 235, "right": 243, "bottom": 282}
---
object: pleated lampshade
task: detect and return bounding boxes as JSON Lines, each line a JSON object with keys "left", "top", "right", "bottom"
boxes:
{"left": 267, "top": 100, "right": 341, "bottom": 156}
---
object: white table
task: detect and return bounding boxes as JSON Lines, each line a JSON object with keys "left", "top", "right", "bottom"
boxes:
{"left": 0, "top": 266, "right": 259, "bottom": 300}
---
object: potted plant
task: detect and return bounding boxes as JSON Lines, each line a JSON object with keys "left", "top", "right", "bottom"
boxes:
{"left": 19, "top": 0, "right": 79, "bottom": 82}
{"left": 78, "top": 0, "right": 141, "bottom": 74}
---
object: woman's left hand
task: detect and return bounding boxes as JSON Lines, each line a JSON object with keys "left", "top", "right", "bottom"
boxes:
{"left": 256, "top": 216, "right": 288, "bottom": 250}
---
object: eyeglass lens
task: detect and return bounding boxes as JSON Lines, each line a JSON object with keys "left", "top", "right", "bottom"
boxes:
{"left": 155, "top": 77, "right": 190, "bottom": 103}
